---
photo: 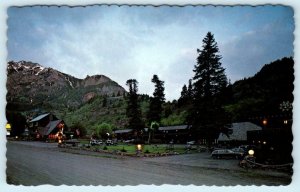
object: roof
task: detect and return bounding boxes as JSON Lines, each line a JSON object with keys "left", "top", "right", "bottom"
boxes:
{"left": 113, "top": 128, "right": 153, "bottom": 134}
{"left": 46, "top": 120, "right": 62, "bottom": 135}
{"left": 218, "top": 122, "right": 262, "bottom": 142}
{"left": 38, "top": 120, "right": 62, "bottom": 136}
{"left": 114, "top": 129, "right": 132, "bottom": 134}
{"left": 30, "top": 113, "right": 50, "bottom": 122}
{"left": 158, "top": 125, "right": 188, "bottom": 131}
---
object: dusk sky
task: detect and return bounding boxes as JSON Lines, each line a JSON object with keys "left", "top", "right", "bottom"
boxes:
{"left": 7, "top": 5, "right": 294, "bottom": 101}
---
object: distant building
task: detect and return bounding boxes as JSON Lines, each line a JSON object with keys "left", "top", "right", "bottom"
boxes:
{"left": 247, "top": 126, "right": 293, "bottom": 164}
{"left": 39, "top": 120, "right": 66, "bottom": 139}
{"left": 156, "top": 125, "right": 192, "bottom": 143}
{"left": 113, "top": 129, "right": 133, "bottom": 140}
{"left": 29, "top": 113, "right": 66, "bottom": 140}
{"left": 113, "top": 125, "right": 191, "bottom": 143}
{"left": 218, "top": 122, "right": 262, "bottom": 145}
{"left": 30, "top": 113, "right": 58, "bottom": 126}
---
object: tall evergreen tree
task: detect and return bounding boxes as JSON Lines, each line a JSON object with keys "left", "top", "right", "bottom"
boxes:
{"left": 178, "top": 84, "right": 188, "bottom": 107}
{"left": 192, "top": 32, "right": 228, "bottom": 143}
{"left": 181, "top": 84, "right": 188, "bottom": 98}
{"left": 125, "top": 79, "right": 144, "bottom": 133}
{"left": 185, "top": 79, "right": 194, "bottom": 126}
{"left": 178, "top": 79, "right": 193, "bottom": 108}
{"left": 187, "top": 79, "right": 193, "bottom": 99}
{"left": 147, "top": 75, "right": 165, "bottom": 124}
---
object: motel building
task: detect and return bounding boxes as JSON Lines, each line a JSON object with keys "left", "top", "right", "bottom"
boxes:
{"left": 29, "top": 113, "right": 69, "bottom": 141}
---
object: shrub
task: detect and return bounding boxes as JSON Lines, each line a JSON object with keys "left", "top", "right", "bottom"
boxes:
{"left": 103, "top": 146, "right": 108, "bottom": 150}
{"left": 121, "top": 147, "right": 127, "bottom": 152}
{"left": 94, "top": 122, "right": 113, "bottom": 138}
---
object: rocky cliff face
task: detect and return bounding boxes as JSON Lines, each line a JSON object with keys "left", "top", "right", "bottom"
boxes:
{"left": 6, "top": 61, "right": 126, "bottom": 110}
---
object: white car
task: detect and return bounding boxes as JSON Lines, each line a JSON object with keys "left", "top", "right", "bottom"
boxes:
{"left": 90, "top": 139, "right": 103, "bottom": 146}
{"left": 124, "top": 139, "right": 134, "bottom": 143}
{"left": 211, "top": 149, "right": 243, "bottom": 159}
{"left": 106, "top": 139, "right": 114, "bottom": 145}
{"left": 231, "top": 147, "right": 246, "bottom": 155}
{"left": 186, "top": 141, "right": 195, "bottom": 145}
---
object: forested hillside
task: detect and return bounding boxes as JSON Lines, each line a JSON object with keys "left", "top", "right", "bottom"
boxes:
{"left": 6, "top": 57, "right": 294, "bottom": 136}
{"left": 224, "top": 57, "right": 294, "bottom": 121}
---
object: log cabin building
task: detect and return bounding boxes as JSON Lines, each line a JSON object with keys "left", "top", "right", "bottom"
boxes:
{"left": 29, "top": 113, "right": 67, "bottom": 140}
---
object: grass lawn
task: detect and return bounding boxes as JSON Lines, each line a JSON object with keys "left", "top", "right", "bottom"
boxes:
{"left": 77, "top": 139, "right": 198, "bottom": 155}
{"left": 78, "top": 139, "right": 90, "bottom": 145}
{"left": 89, "top": 143, "right": 196, "bottom": 155}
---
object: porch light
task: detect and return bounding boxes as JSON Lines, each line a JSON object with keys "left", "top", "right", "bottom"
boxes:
{"left": 263, "top": 141, "right": 267, "bottom": 145}
{"left": 137, "top": 144, "right": 142, "bottom": 151}
{"left": 6, "top": 123, "right": 11, "bottom": 129}
{"left": 248, "top": 149, "right": 254, "bottom": 156}
{"left": 284, "top": 120, "right": 288, "bottom": 124}
{"left": 262, "top": 119, "right": 267, "bottom": 126}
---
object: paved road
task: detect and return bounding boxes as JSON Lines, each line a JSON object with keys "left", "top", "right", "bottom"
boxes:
{"left": 6, "top": 141, "right": 291, "bottom": 186}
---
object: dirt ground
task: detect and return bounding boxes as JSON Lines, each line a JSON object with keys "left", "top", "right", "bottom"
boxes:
{"left": 6, "top": 141, "right": 292, "bottom": 186}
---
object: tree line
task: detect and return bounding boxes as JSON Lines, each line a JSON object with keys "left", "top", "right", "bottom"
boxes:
{"left": 125, "top": 32, "right": 229, "bottom": 143}
{"left": 125, "top": 32, "right": 294, "bottom": 144}
{"left": 7, "top": 31, "right": 293, "bottom": 142}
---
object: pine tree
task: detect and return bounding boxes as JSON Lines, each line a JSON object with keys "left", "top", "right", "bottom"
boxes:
{"left": 181, "top": 84, "right": 188, "bottom": 99}
{"left": 147, "top": 75, "right": 165, "bottom": 124}
{"left": 178, "top": 84, "right": 188, "bottom": 107}
{"left": 187, "top": 79, "right": 193, "bottom": 99}
{"left": 192, "top": 32, "right": 228, "bottom": 144}
{"left": 125, "top": 79, "right": 144, "bottom": 133}
{"left": 179, "top": 79, "right": 194, "bottom": 108}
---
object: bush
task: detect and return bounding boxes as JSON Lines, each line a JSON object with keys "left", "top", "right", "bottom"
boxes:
{"left": 103, "top": 146, "right": 108, "bottom": 150}
{"left": 69, "top": 122, "right": 87, "bottom": 138}
{"left": 121, "top": 147, "right": 127, "bottom": 152}
{"left": 94, "top": 122, "right": 113, "bottom": 138}
{"left": 144, "top": 149, "right": 150, "bottom": 153}
{"left": 151, "top": 139, "right": 162, "bottom": 144}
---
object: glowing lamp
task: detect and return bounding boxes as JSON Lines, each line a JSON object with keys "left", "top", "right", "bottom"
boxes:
{"left": 6, "top": 123, "right": 11, "bottom": 129}
{"left": 137, "top": 144, "right": 142, "bottom": 151}
{"left": 263, "top": 119, "right": 267, "bottom": 126}
{"left": 248, "top": 149, "right": 255, "bottom": 156}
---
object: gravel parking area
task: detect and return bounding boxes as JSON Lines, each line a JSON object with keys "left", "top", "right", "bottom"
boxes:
{"left": 6, "top": 141, "right": 292, "bottom": 186}
{"left": 143, "top": 152, "right": 241, "bottom": 170}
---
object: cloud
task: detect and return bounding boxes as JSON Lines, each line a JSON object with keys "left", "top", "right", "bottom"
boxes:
{"left": 7, "top": 5, "right": 294, "bottom": 101}
{"left": 219, "top": 18, "right": 294, "bottom": 82}
{"left": 29, "top": 7, "right": 202, "bottom": 100}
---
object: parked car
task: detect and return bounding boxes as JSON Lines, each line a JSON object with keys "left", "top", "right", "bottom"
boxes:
{"left": 90, "top": 139, "right": 103, "bottom": 146}
{"left": 211, "top": 149, "right": 243, "bottom": 159}
{"left": 186, "top": 141, "right": 195, "bottom": 145}
{"left": 124, "top": 139, "right": 134, "bottom": 144}
{"left": 185, "top": 141, "right": 196, "bottom": 150}
{"left": 231, "top": 147, "right": 246, "bottom": 158}
{"left": 231, "top": 147, "right": 246, "bottom": 154}
{"left": 106, "top": 139, "right": 114, "bottom": 145}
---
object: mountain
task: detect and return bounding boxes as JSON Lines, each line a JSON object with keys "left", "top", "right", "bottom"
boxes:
{"left": 6, "top": 61, "right": 149, "bottom": 133}
{"left": 6, "top": 61, "right": 126, "bottom": 111}
{"left": 224, "top": 57, "right": 294, "bottom": 121}
{"left": 173, "top": 57, "right": 294, "bottom": 127}
{"left": 6, "top": 57, "right": 293, "bottom": 135}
